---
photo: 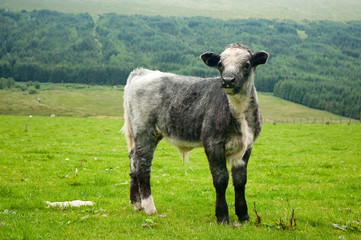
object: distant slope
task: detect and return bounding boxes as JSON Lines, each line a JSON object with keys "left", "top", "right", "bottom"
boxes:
{"left": 258, "top": 93, "right": 355, "bottom": 123}
{"left": 0, "top": 87, "right": 355, "bottom": 122}
{"left": 1, "top": 0, "right": 361, "bottom": 21}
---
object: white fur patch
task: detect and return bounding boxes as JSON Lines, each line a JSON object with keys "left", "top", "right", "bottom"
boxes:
{"left": 225, "top": 113, "right": 254, "bottom": 167}
{"left": 133, "top": 201, "right": 142, "bottom": 211}
{"left": 141, "top": 195, "right": 157, "bottom": 215}
{"left": 130, "top": 157, "right": 136, "bottom": 172}
{"left": 221, "top": 47, "right": 251, "bottom": 73}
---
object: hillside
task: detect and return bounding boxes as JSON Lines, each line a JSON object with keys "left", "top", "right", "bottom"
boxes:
{"left": 1, "top": 10, "right": 360, "bottom": 119}
{"left": 0, "top": 85, "right": 356, "bottom": 123}
{"left": 1, "top": 0, "right": 361, "bottom": 21}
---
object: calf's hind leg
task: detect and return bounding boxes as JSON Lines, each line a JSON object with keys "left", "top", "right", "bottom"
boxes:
{"left": 129, "top": 149, "right": 141, "bottom": 210}
{"left": 130, "top": 132, "right": 161, "bottom": 215}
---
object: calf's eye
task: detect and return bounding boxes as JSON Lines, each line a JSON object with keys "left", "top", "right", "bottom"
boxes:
{"left": 217, "top": 61, "right": 223, "bottom": 68}
{"left": 243, "top": 62, "right": 250, "bottom": 69}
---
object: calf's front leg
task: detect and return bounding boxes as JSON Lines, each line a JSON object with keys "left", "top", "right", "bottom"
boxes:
{"left": 231, "top": 148, "right": 252, "bottom": 222}
{"left": 205, "top": 143, "right": 230, "bottom": 224}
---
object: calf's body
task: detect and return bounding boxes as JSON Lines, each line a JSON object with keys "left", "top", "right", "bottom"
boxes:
{"left": 122, "top": 43, "right": 268, "bottom": 223}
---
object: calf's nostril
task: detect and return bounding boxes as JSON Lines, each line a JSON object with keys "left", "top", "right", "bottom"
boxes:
{"left": 222, "top": 77, "right": 236, "bottom": 88}
{"left": 223, "top": 77, "right": 235, "bottom": 83}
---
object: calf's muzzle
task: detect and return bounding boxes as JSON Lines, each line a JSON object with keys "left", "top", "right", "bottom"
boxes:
{"left": 222, "top": 75, "right": 236, "bottom": 88}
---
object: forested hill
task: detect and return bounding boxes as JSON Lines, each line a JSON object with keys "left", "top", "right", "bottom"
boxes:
{"left": 0, "top": 10, "right": 360, "bottom": 119}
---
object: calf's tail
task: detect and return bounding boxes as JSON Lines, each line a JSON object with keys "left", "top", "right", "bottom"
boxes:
{"left": 121, "top": 91, "right": 134, "bottom": 152}
{"left": 121, "top": 112, "right": 134, "bottom": 152}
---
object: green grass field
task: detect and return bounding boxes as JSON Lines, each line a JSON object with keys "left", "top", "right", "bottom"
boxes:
{"left": 1, "top": 0, "right": 361, "bottom": 21}
{"left": 0, "top": 85, "right": 361, "bottom": 239}
{"left": 0, "top": 114, "right": 360, "bottom": 239}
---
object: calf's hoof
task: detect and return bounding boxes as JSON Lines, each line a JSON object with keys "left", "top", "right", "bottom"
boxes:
{"left": 144, "top": 207, "right": 157, "bottom": 215}
{"left": 141, "top": 195, "right": 157, "bottom": 215}
{"left": 217, "top": 216, "right": 231, "bottom": 224}
{"left": 132, "top": 202, "right": 142, "bottom": 211}
{"left": 238, "top": 214, "right": 250, "bottom": 222}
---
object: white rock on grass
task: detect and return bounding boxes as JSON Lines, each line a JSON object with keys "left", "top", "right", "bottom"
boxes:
{"left": 46, "top": 200, "right": 95, "bottom": 208}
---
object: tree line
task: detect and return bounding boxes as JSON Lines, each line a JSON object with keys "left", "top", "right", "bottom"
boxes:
{"left": 0, "top": 9, "right": 360, "bottom": 119}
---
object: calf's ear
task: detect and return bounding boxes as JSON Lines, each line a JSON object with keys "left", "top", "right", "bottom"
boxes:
{"left": 250, "top": 51, "right": 269, "bottom": 67}
{"left": 200, "top": 52, "right": 221, "bottom": 67}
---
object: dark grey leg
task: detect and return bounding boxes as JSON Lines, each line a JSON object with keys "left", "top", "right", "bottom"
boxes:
{"left": 231, "top": 148, "right": 252, "bottom": 222}
{"left": 129, "top": 149, "right": 141, "bottom": 210}
{"left": 130, "top": 131, "right": 162, "bottom": 215}
{"left": 205, "top": 143, "right": 230, "bottom": 224}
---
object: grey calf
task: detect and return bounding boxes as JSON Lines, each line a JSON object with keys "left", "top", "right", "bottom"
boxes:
{"left": 122, "top": 43, "right": 268, "bottom": 223}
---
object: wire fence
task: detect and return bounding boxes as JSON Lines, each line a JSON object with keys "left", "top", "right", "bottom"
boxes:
{"left": 263, "top": 117, "right": 360, "bottom": 124}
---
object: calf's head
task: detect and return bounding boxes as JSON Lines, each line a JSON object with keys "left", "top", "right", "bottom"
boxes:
{"left": 201, "top": 43, "right": 268, "bottom": 93}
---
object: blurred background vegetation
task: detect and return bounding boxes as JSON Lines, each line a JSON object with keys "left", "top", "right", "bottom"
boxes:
{"left": 0, "top": 9, "right": 360, "bottom": 119}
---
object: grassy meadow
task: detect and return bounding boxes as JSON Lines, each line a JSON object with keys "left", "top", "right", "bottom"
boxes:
{"left": 0, "top": 84, "right": 124, "bottom": 118}
{"left": 0, "top": 86, "right": 361, "bottom": 239}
